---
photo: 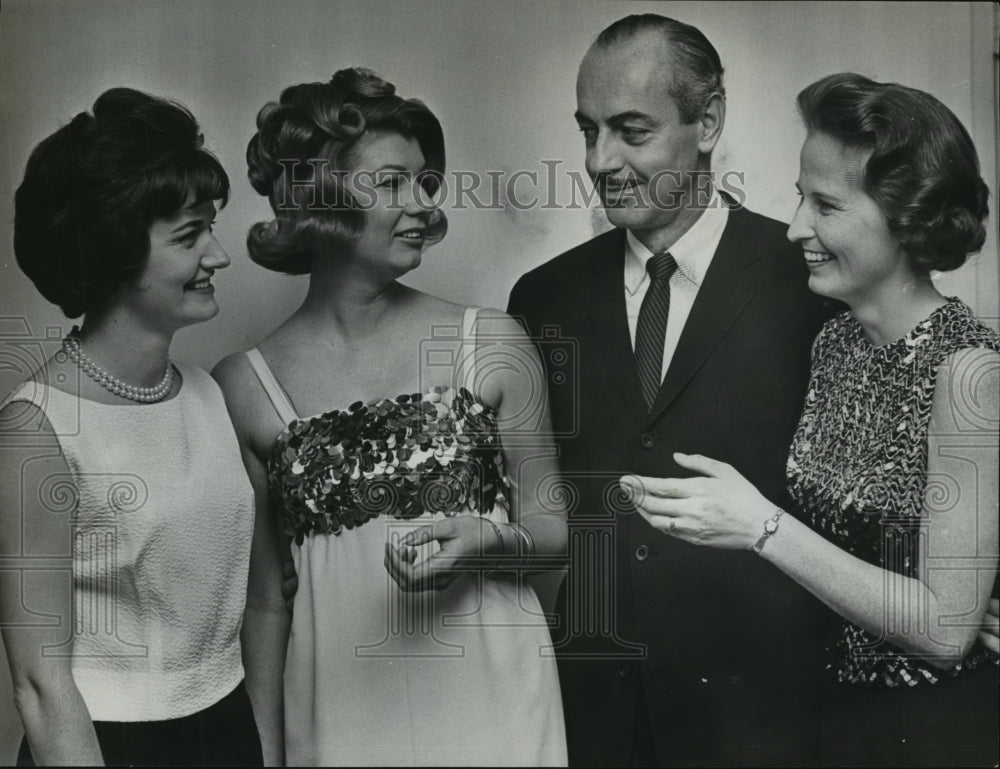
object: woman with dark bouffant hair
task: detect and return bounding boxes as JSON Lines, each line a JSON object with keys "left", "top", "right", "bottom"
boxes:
{"left": 0, "top": 89, "right": 262, "bottom": 766}
{"left": 624, "top": 73, "right": 999, "bottom": 766}
{"left": 212, "top": 67, "right": 567, "bottom": 766}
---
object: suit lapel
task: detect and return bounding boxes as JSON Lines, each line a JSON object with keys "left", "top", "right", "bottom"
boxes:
{"left": 646, "top": 208, "right": 763, "bottom": 424}
{"left": 584, "top": 229, "right": 647, "bottom": 429}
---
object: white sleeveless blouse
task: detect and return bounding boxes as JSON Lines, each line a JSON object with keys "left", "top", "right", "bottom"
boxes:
{"left": 2, "top": 362, "right": 254, "bottom": 721}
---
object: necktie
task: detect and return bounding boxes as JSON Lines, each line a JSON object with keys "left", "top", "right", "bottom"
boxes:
{"left": 635, "top": 251, "right": 678, "bottom": 411}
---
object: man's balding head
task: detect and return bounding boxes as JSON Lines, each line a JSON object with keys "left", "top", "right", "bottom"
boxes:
{"left": 589, "top": 14, "right": 725, "bottom": 126}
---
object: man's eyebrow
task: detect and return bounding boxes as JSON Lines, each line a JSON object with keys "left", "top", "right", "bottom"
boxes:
{"left": 574, "top": 110, "right": 656, "bottom": 126}
{"left": 607, "top": 111, "right": 655, "bottom": 125}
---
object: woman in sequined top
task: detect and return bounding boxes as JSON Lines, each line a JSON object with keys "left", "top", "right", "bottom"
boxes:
{"left": 621, "top": 73, "right": 999, "bottom": 765}
{"left": 213, "top": 68, "right": 568, "bottom": 766}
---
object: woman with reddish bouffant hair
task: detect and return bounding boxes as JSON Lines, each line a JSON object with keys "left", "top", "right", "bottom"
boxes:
{"left": 213, "top": 68, "right": 567, "bottom": 766}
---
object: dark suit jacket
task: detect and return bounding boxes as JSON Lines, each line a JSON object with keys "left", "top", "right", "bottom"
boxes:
{"left": 507, "top": 205, "right": 837, "bottom": 766}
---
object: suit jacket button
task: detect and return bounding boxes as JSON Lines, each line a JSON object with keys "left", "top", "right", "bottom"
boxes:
{"left": 635, "top": 545, "right": 649, "bottom": 562}
{"left": 640, "top": 433, "right": 655, "bottom": 449}
{"left": 617, "top": 664, "right": 630, "bottom": 679}
{"left": 729, "top": 674, "right": 742, "bottom": 685}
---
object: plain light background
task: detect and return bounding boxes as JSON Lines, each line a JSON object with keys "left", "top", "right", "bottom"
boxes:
{"left": 1, "top": 0, "right": 997, "bottom": 760}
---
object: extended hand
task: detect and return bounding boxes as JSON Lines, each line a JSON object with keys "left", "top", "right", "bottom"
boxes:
{"left": 620, "top": 452, "right": 775, "bottom": 551}
{"left": 384, "top": 515, "right": 499, "bottom": 592}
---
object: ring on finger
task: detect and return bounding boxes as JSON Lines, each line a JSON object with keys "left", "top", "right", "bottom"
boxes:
{"left": 667, "top": 519, "right": 676, "bottom": 532}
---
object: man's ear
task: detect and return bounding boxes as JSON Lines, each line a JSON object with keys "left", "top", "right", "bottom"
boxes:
{"left": 697, "top": 92, "right": 726, "bottom": 155}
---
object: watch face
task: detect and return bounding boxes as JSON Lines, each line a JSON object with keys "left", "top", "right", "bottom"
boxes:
{"left": 764, "top": 519, "right": 779, "bottom": 534}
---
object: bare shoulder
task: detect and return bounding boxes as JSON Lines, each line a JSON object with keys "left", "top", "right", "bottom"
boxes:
{"left": 463, "top": 307, "right": 543, "bottom": 412}
{"left": 211, "top": 350, "right": 285, "bottom": 458}
{"left": 404, "top": 288, "right": 465, "bottom": 324}
{"left": 467, "top": 307, "right": 531, "bottom": 343}
{"left": 0, "top": 399, "right": 71, "bottom": 527}
{"left": 211, "top": 314, "right": 299, "bottom": 394}
{"left": 3, "top": 349, "right": 78, "bottom": 397}
{"left": 0, "top": 397, "right": 58, "bottom": 448}
{"left": 931, "top": 347, "right": 1000, "bottom": 433}
{"left": 211, "top": 350, "right": 257, "bottom": 404}
{"left": 0, "top": 354, "right": 70, "bottom": 443}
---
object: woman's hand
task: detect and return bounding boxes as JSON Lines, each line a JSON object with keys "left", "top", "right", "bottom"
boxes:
{"left": 620, "top": 452, "right": 776, "bottom": 551}
{"left": 384, "top": 515, "right": 500, "bottom": 592}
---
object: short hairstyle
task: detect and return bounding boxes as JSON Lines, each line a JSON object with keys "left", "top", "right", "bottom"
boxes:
{"left": 797, "top": 72, "right": 990, "bottom": 274}
{"left": 594, "top": 14, "right": 725, "bottom": 124}
{"left": 245, "top": 67, "right": 447, "bottom": 275}
{"left": 14, "top": 88, "right": 229, "bottom": 318}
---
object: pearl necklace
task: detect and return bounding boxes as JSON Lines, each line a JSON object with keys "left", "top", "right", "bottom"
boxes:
{"left": 61, "top": 329, "right": 173, "bottom": 403}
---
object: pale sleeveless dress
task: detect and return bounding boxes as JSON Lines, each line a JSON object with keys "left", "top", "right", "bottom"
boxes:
{"left": 247, "top": 307, "right": 567, "bottom": 766}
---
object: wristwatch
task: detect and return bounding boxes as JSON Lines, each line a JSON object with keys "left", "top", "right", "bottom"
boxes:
{"left": 752, "top": 508, "right": 785, "bottom": 554}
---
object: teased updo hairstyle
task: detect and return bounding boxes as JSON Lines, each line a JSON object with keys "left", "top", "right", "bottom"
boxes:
{"left": 14, "top": 88, "right": 230, "bottom": 318}
{"left": 246, "top": 67, "right": 447, "bottom": 275}
{"left": 797, "top": 73, "right": 989, "bottom": 274}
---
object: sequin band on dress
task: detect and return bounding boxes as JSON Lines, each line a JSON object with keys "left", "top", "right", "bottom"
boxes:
{"left": 268, "top": 386, "right": 510, "bottom": 543}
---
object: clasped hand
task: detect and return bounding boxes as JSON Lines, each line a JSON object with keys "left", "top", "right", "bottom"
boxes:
{"left": 620, "top": 452, "right": 774, "bottom": 551}
{"left": 384, "top": 514, "right": 500, "bottom": 592}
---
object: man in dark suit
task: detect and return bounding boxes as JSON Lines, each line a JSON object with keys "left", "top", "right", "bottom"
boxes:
{"left": 507, "top": 15, "right": 834, "bottom": 766}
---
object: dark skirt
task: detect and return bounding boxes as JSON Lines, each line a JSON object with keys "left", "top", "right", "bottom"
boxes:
{"left": 17, "top": 680, "right": 263, "bottom": 767}
{"left": 819, "top": 664, "right": 999, "bottom": 767}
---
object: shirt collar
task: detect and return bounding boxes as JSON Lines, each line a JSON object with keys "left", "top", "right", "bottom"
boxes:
{"left": 624, "top": 188, "right": 729, "bottom": 295}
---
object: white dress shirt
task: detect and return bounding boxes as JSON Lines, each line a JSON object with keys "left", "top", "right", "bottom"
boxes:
{"left": 625, "top": 190, "right": 730, "bottom": 382}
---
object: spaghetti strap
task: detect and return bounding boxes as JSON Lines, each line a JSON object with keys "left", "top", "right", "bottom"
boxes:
{"left": 245, "top": 348, "right": 299, "bottom": 426}
{"left": 460, "top": 306, "right": 480, "bottom": 394}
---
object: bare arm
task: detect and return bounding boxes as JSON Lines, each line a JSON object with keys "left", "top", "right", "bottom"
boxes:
{"left": 480, "top": 311, "right": 568, "bottom": 561}
{"left": 213, "top": 356, "right": 290, "bottom": 766}
{"left": 385, "top": 311, "right": 568, "bottom": 590}
{"left": 0, "top": 402, "right": 103, "bottom": 765}
{"left": 628, "top": 348, "right": 1000, "bottom": 669}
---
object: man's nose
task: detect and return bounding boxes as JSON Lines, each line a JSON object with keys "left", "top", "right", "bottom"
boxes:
{"left": 588, "top": 131, "right": 625, "bottom": 175}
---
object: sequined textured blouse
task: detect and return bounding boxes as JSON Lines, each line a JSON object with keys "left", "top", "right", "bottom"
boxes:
{"left": 787, "top": 298, "right": 1000, "bottom": 687}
